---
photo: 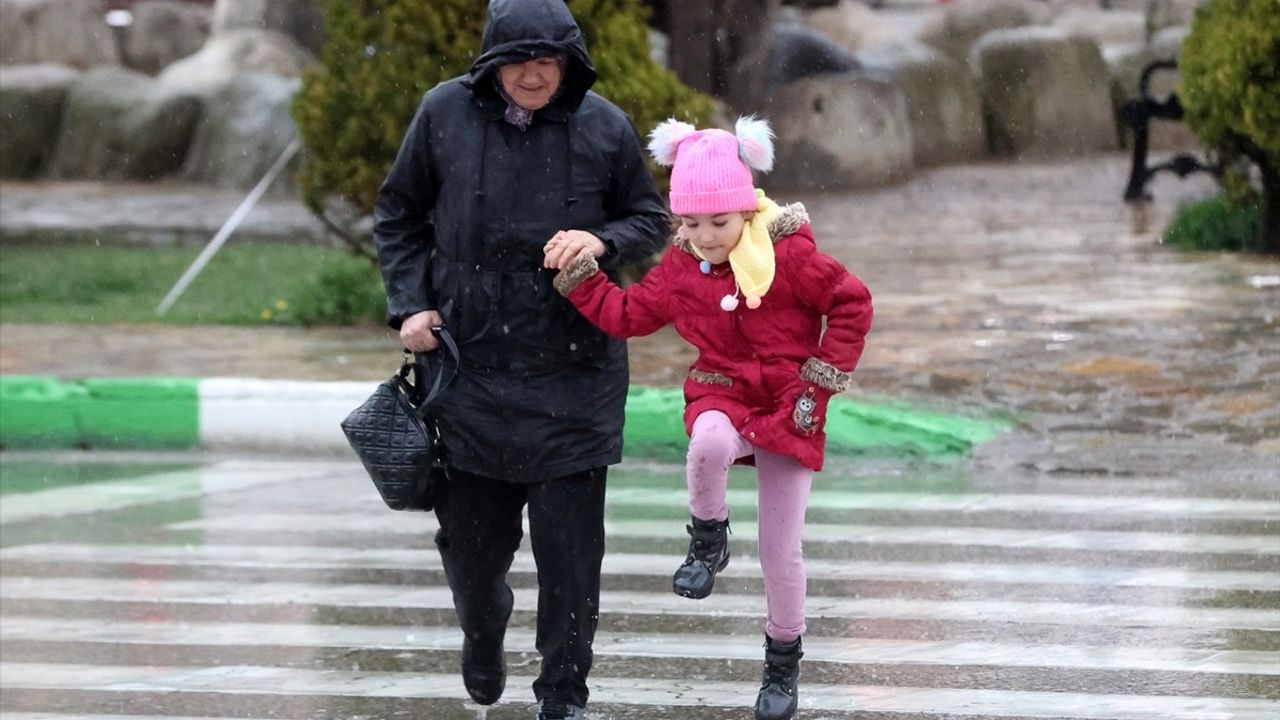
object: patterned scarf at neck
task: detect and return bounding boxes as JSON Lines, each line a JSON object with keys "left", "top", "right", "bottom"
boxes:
{"left": 495, "top": 76, "right": 534, "bottom": 130}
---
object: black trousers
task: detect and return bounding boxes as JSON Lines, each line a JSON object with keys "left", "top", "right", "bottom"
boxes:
{"left": 433, "top": 465, "right": 607, "bottom": 708}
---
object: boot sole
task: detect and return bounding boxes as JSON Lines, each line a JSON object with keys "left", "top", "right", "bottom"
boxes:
{"left": 672, "top": 552, "right": 730, "bottom": 599}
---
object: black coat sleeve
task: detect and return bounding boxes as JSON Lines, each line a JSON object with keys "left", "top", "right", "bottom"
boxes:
{"left": 372, "top": 95, "right": 438, "bottom": 330}
{"left": 589, "top": 120, "right": 670, "bottom": 269}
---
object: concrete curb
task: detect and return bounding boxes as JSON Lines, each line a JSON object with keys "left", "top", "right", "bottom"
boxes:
{"left": 0, "top": 376, "right": 1007, "bottom": 459}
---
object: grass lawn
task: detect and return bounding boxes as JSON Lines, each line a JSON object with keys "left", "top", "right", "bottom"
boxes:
{"left": 0, "top": 242, "right": 383, "bottom": 325}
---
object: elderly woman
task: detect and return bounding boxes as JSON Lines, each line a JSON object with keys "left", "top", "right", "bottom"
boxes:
{"left": 371, "top": 0, "right": 668, "bottom": 718}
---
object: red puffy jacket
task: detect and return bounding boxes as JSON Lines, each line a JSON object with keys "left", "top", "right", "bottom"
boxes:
{"left": 560, "top": 203, "right": 873, "bottom": 470}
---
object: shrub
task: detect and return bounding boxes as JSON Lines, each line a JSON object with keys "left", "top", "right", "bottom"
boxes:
{"left": 292, "top": 0, "right": 713, "bottom": 255}
{"left": 289, "top": 255, "right": 388, "bottom": 326}
{"left": 1178, "top": 0, "right": 1279, "bottom": 251}
{"left": 1163, "top": 195, "right": 1263, "bottom": 252}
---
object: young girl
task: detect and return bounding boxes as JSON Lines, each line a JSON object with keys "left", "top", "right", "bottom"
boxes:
{"left": 545, "top": 117, "right": 872, "bottom": 720}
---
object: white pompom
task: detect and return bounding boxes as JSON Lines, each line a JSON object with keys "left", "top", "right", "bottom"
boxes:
{"left": 648, "top": 118, "right": 698, "bottom": 166}
{"left": 720, "top": 294, "right": 739, "bottom": 312}
{"left": 735, "top": 115, "right": 775, "bottom": 173}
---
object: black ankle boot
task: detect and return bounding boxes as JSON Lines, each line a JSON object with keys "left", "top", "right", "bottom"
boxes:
{"left": 755, "top": 635, "right": 802, "bottom": 720}
{"left": 672, "top": 516, "right": 730, "bottom": 599}
{"left": 461, "top": 632, "right": 505, "bottom": 705}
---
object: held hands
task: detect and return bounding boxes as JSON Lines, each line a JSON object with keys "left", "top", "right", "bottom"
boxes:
{"left": 543, "top": 229, "right": 607, "bottom": 271}
{"left": 400, "top": 310, "right": 445, "bottom": 352}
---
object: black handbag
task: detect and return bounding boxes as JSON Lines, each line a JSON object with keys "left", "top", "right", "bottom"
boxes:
{"left": 341, "top": 328, "right": 459, "bottom": 511}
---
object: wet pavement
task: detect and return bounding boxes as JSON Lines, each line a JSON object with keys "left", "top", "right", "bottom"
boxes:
{"left": 2, "top": 152, "right": 1280, "bottom": 718}
{"left": 0, "top": 450, "right": 1277, "bottom": 719}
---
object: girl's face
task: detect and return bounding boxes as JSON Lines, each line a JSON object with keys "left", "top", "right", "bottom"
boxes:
{"left": 679, "top": 212, "right": 750, "bottom": 265}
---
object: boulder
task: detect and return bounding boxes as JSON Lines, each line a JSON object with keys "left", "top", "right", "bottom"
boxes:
{"left": 0, "top": 64, "right": 79, "bottom": 178}
{"left": 919, "top": 0, "right": 1049, "bottom": 62}
{"left": 973, "top": 27, "right": 1118, "bottom": 157}
{"left": 1143, "top": 0, "right": 1201, "bottom": 41}
{"left": 763, "top": 72, "right": 913, "bottom": 191}
{"left": 0, "top": 0, "right": 119, "bottom": 68}
{"left": 45, "top": 66, "right": 202, "bottom": 180}
{"left": 122, "top": 0, "right": 213, "bottom": 75}
{"left": 157, "top": 28, "right": 313, "bottom": 96}
{"left": 794, "top": 1, "right": 883, "bottom": 52}
{"left": 1052, "top": 8, "right": 1145, "bottom": 50}
{"left": 858, "top": 42, "right": 985, "bottom": 166}
{"left": 211, "top": 0, "right": 324, "bottom": 56}
{"left": 182, "top": 72, "right": 301, "bottom": 193}
{"left": 769, "top": 22, "right": 859, "bottom": 85}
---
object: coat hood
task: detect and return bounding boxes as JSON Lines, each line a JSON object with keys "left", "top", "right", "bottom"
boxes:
{"left": 465, "top": 0, "right": 597, "bottom": 116}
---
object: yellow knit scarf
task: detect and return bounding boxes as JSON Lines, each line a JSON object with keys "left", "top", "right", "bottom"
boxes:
{"left": 730, "top": 191, "right": 781, "bottom": 307}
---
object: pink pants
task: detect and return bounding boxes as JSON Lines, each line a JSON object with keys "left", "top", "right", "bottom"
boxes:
{"left": 686, "top": 410, "right": 813, "bottom": 642}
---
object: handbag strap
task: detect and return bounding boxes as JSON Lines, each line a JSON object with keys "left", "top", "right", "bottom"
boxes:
{"left": 398, "top": 327, "right": 460, "bottom": 409}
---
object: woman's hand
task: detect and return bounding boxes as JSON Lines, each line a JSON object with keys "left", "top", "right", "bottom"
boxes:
{"left": 543, "top": 229, "right": 606, "bottom": 271}
{"left": 400, "top": 310, "right": 444, "bottom": 352}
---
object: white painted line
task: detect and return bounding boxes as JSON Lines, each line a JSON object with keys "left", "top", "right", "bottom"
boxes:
{"left": 0, "top": 716, "right": 259, "bottom": 720}
{"left": 606, "top": 487, "right": 1280, "bottom": 520}
{"left": 164, "top": 513, "right": 1280, "bottom": 556}
{"left": 198, "top": 379, "right": 374, "bottom": 453}
{"left": 2, "top": 664, "right": 1277, "bottom": 720}
{"left": 0, "top": 463, "right": 338, "bottom": 525}
{"left": 6, "top": 543, "right": 1278, "bottom": 592}
{"left": 4, "top": 618, "right": 1275, "bottom": 676}
{"left": 3, "top": 577, "right": 1276, "bottom": 631}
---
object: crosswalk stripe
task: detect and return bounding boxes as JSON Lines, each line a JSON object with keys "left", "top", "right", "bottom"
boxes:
{"left": 3, "top": 618, "right": 1275, "bottom": 675}
{"left": 604, "top": 487, "right": 1280, "bottom": 519}
{"left": 166, "top": 513, "right": 1280, "bottom": 556}
{"left": 4, "top": 543, "right": 1277, "bottom": 591}
{"left": 0, "top": 462, "right": 335, "bottom": 525}
{"left": 3, "top": 577, "right": 1275, "bottom": 630}
{"left": 2, "top": 664, "right": 1277, "bottom": 720}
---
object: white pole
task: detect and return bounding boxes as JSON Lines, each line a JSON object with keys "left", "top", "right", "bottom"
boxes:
{"left": 156, "top": 137, "right": 303, "bottom": 316}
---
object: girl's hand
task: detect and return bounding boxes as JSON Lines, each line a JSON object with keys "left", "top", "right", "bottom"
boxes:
{"left": 544, "top": 230, "right": 606, "bottom": 271}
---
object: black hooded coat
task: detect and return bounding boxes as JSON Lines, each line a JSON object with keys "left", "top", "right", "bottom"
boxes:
{"left": 372, "top": 0, "right": 669, "bottom": 483}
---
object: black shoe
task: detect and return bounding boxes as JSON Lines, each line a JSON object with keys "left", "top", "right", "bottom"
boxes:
{"left": 535, "top": 697, "right": 584, "bottom": 719}
{"left": 461, "top": 634, "right": 505, "bottom": 705}
{"left": 672, "top": 515, "right": 730, "bottom": 599}
{"left": 755, "top": 635, "right": 802, "bottom": 720}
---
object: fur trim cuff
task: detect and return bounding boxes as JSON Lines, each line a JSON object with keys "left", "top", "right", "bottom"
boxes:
{"left": 800, "top": 358, "right": 850, "bottom": 393}
{"left": 689, "top": 368, "right": 733, "bottom": 387}
{"left": 554, "top": 253, "right": 599, "bottom": 295}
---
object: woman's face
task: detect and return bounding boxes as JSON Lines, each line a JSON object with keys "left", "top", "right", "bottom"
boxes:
{"left": 498, "top": 56, "right": 563, "bottom": 110}
{"left": 679, "top": 212, "right": 750, "bottom": 265}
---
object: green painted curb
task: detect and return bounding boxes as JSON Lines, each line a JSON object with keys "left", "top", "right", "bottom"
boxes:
{"left": 0, "top": 376, "right": 199, "bottom": 450}
{"left": 623, "top": 387, "right": 1006, "bottom": 461}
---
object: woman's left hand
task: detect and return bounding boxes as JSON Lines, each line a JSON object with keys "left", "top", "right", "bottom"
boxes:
{"left": 544, "top": 229, "right": 607, "bottom": 270}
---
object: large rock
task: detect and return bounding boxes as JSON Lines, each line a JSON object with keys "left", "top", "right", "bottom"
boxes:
{"left": 763, "top": 72, "right": 913, "bottom": 191}
{"left": 45, "top": 66, "right": 202, "bottom": 180}
{"left": 0, "top": 0, "right": 119, "bottom": 68}
{"left": 1052, "top": 8, "right": 1145, "bottom": 50}
{"left": 973, "top": 27, "right": 1118, "bottom": 157}
{"left": 0, "top": 64, "right": 79, "bottom": 178}
{"left": 919, "top": 0, "right": 1049, "bottom": 62}
{"left": 858, "top": 42, "right": 985, "bottom": 166}
{"left": 122, "top": 0, "right": 212, "bottom": 75}
{"left": 211, "top": 0, "right": 324, "bottom": 56}
{"left": 1143, "top": 0, "right": 1201, "bottom": 41}
{"left": 769, "top": 22, "right": 859, "bottom": 84}
{"left": 157, "top": 29, "right": 313, "bottom": 96}
{"left": 793, "top": 0, "right": 910, "bottom": 53}
{"left": 183, "top": 72, "right": 301, "bottom": 193}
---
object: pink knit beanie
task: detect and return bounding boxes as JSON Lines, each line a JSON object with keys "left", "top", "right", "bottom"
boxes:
{"left": 648, "top": 117, "right": 775, "bottom": 216}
